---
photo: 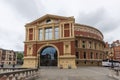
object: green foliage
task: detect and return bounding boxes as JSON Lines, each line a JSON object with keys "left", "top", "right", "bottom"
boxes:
{"left": 17, "top": 52, "right": 23, "bottom": 60}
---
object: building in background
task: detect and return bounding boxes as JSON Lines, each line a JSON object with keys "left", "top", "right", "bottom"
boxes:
{"left": 23, "top": 14, "right": 106, "bottom": 68}
{"left": 0, "top": 48, "right": 17, "bottom": 65}
{"left": 104, "top": 42, "right": 114, "bottom": 60}
{"left": 111, "top": 40, "right": 120, "bottom": 61}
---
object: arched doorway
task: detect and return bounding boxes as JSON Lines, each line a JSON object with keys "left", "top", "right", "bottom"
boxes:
{"left": 40, "top": 46, "right": 57, "bottom": 66}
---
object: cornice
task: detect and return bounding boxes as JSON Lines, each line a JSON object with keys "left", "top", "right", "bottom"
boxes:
{"left": 25, "top": 14, "right": 75, "bottom": 26}
{"left": 74, "top": 23, "right": 103, "bottom": 38}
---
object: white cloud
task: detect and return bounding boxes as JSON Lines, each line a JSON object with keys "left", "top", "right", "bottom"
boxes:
{"left": 0, "top": 1, "right": 26, "bottom": 51}
{"left": 0, "top": 0, "right": 120, "bottom": 50}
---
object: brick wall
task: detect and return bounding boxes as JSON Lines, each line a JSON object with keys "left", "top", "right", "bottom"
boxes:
{"left": 71, "top": 41, "right": 75, "bottom": 55}
{"left": 29, "top": 28, "right": 33, "bottom": 40}
{"left": 75, "top": 31, "right": 102, "bottom": 40}
{"left": 64, "top": 24, "right": 70, "bottom": 37}
{"left": 24, "top": 44, "right": 27, "bottom": 56}
{"left": 31, "top": 42, "right": 64, "bottom": 56}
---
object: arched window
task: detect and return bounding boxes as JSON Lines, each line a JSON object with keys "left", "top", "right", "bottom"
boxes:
{"left": 82, "top": 41, "right": 86, "bottom": 48}
{"left": 40, "top": 46, "right": 57, "bottom": 66}
{"left": 89, "top": 41, "right": 92, "bottom": 48}
{"left": 46, "top": 19, "right": 51, "bottom": 23}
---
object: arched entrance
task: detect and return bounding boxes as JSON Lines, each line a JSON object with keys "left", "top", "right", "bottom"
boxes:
{"left": 40, "top": 46, "right": 58, "bottom": 66}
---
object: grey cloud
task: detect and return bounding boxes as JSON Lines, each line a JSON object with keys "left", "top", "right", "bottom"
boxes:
{"left": 0, "top": 36, "right": 24, "bottom": 51}
{"left": 98, "top": 20, "right": 120, "bottom": 33}
{"left": 76, "top": 8, "right": 120, "bottom": 33}
{"left": 13, "top": 34, "right": 24, "bottom": 51}
{"left": 0, "top": 25, "right": 24, "bottom": 51}
{"left": 76, "top": 8, "right": 106, "bottom": 26}
{"left": 0, "top": 0, "right": 45, "bottom": 51}
{"left": 4, "top": 0, "right": 44, "bottom": 20}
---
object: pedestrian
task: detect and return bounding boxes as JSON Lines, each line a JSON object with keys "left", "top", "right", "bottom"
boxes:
{"left": 1, "top": 63, "right": 4, "bottom": 68}
{"left": 13, "top": 63, "right": 15, "bottom": 68}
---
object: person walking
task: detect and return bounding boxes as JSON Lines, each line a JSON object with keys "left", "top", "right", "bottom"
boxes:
{"left": 13, "top": 63, "right": 15, "bottom": 68}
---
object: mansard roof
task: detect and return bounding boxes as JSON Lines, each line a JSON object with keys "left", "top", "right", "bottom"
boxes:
{"left": 26, "top": 14, "right": 74, "bottom": 26}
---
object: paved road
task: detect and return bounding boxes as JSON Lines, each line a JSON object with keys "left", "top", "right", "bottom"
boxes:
{"left": 36, "top": 66, "right": 117, "bottom": 80}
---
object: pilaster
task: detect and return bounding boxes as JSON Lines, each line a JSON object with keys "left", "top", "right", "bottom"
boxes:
{"left": 52, "top": 25, "right": 55, "bottom": 39}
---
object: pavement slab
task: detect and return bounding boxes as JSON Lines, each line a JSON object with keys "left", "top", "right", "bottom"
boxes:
{"left": 36, "top": 67, "right": 117, "bottom": 80}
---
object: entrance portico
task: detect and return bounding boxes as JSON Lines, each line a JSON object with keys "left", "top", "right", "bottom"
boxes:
{"left": 23, "top": 14, "right": 77, "bottom": 69}
{"left": 40, "top": 46, "right": 58, "bottom": 66}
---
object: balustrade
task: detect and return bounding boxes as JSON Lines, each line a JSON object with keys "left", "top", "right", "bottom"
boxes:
{"left": 0, "top": 68, "right": 39, "bottom": 80}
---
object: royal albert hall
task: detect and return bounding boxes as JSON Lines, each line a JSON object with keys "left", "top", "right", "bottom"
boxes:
{"left": 23, "top": 14, "right": 106, "bottom": 69}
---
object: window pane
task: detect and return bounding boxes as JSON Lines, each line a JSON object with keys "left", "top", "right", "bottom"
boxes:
{"left": 55, "top": 27, "right": 59, "bottom": 39}
{"left": 49, "top": 28, "right": 52, "bottom": 32}
{"left": 39, "top": 29, "right": 43, "bottom": 40}
{"left": 45, "top": 27, "right": 52, "bottom": 40}
{"left": 45, "top": 32, "right": 48, "bottom": 40}
{"left": 49, "top": 32, "right": 52, "bottom": 39}
{"left": 82, "top": 41, "right": 85, "bottom": 48}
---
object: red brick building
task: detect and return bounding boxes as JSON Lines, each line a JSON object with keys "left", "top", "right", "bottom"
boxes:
{"left": 22, "top": 14, "right": 106, "bottom": 68}
{"left": 111, "top": 40, "right": 120, "bottom": 61}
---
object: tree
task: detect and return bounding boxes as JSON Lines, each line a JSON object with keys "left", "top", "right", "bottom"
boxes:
{"left": 17, "top": 52, "right": 23, "bottom": 64}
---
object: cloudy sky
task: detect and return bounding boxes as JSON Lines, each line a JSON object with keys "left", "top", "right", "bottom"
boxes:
{"left": 0, "top": 0, "right": 120, "bottom": 51}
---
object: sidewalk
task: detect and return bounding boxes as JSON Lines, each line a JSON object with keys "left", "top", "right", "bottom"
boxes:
{"left": 36, "top": 67, "right": 117, "bottom": 80}
{"left": 1, "top": 64, "right": 22, "bottom": 68}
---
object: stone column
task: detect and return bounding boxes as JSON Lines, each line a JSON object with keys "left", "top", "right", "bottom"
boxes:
{"left": 35, "top": 27, "right": 37, "bottom": 41}
{"left": 33, "top": 27, "right": 35, "bottom": 40}
{"left": 69, "top": 23, "right": 71, "bottom": 37}
{"left": 26, "top": 28, "right": 29, "bottom": 41}
{"left": 59, "top": 24, "right": 62, "bottom": 38}
{"left": 43, "top": 28, "right": 45, "bottom": 40}
{"left": 72, "top": 23, "right": 74, "bottom": 37}
{"left": 63, "top": 24, "right": 64, "bottom": 38}
{"left": 86, "top": 40, "right": 89, "bottom": 49}
{"left": 52, "top": 25, "right": 55, "bottom": 39}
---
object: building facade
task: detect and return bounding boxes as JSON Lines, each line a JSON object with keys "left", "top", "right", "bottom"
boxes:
{"left": 111, "top": 40, "right": 120, "bottom": 61}
{"left": 104, "top": 42, "right": 114, "bottom": 60}
{"left": 0, "top": 48, "right": 17, "bottom": 65}
{"left": 23, "top": 14, "right": 105, "bottom": 68}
